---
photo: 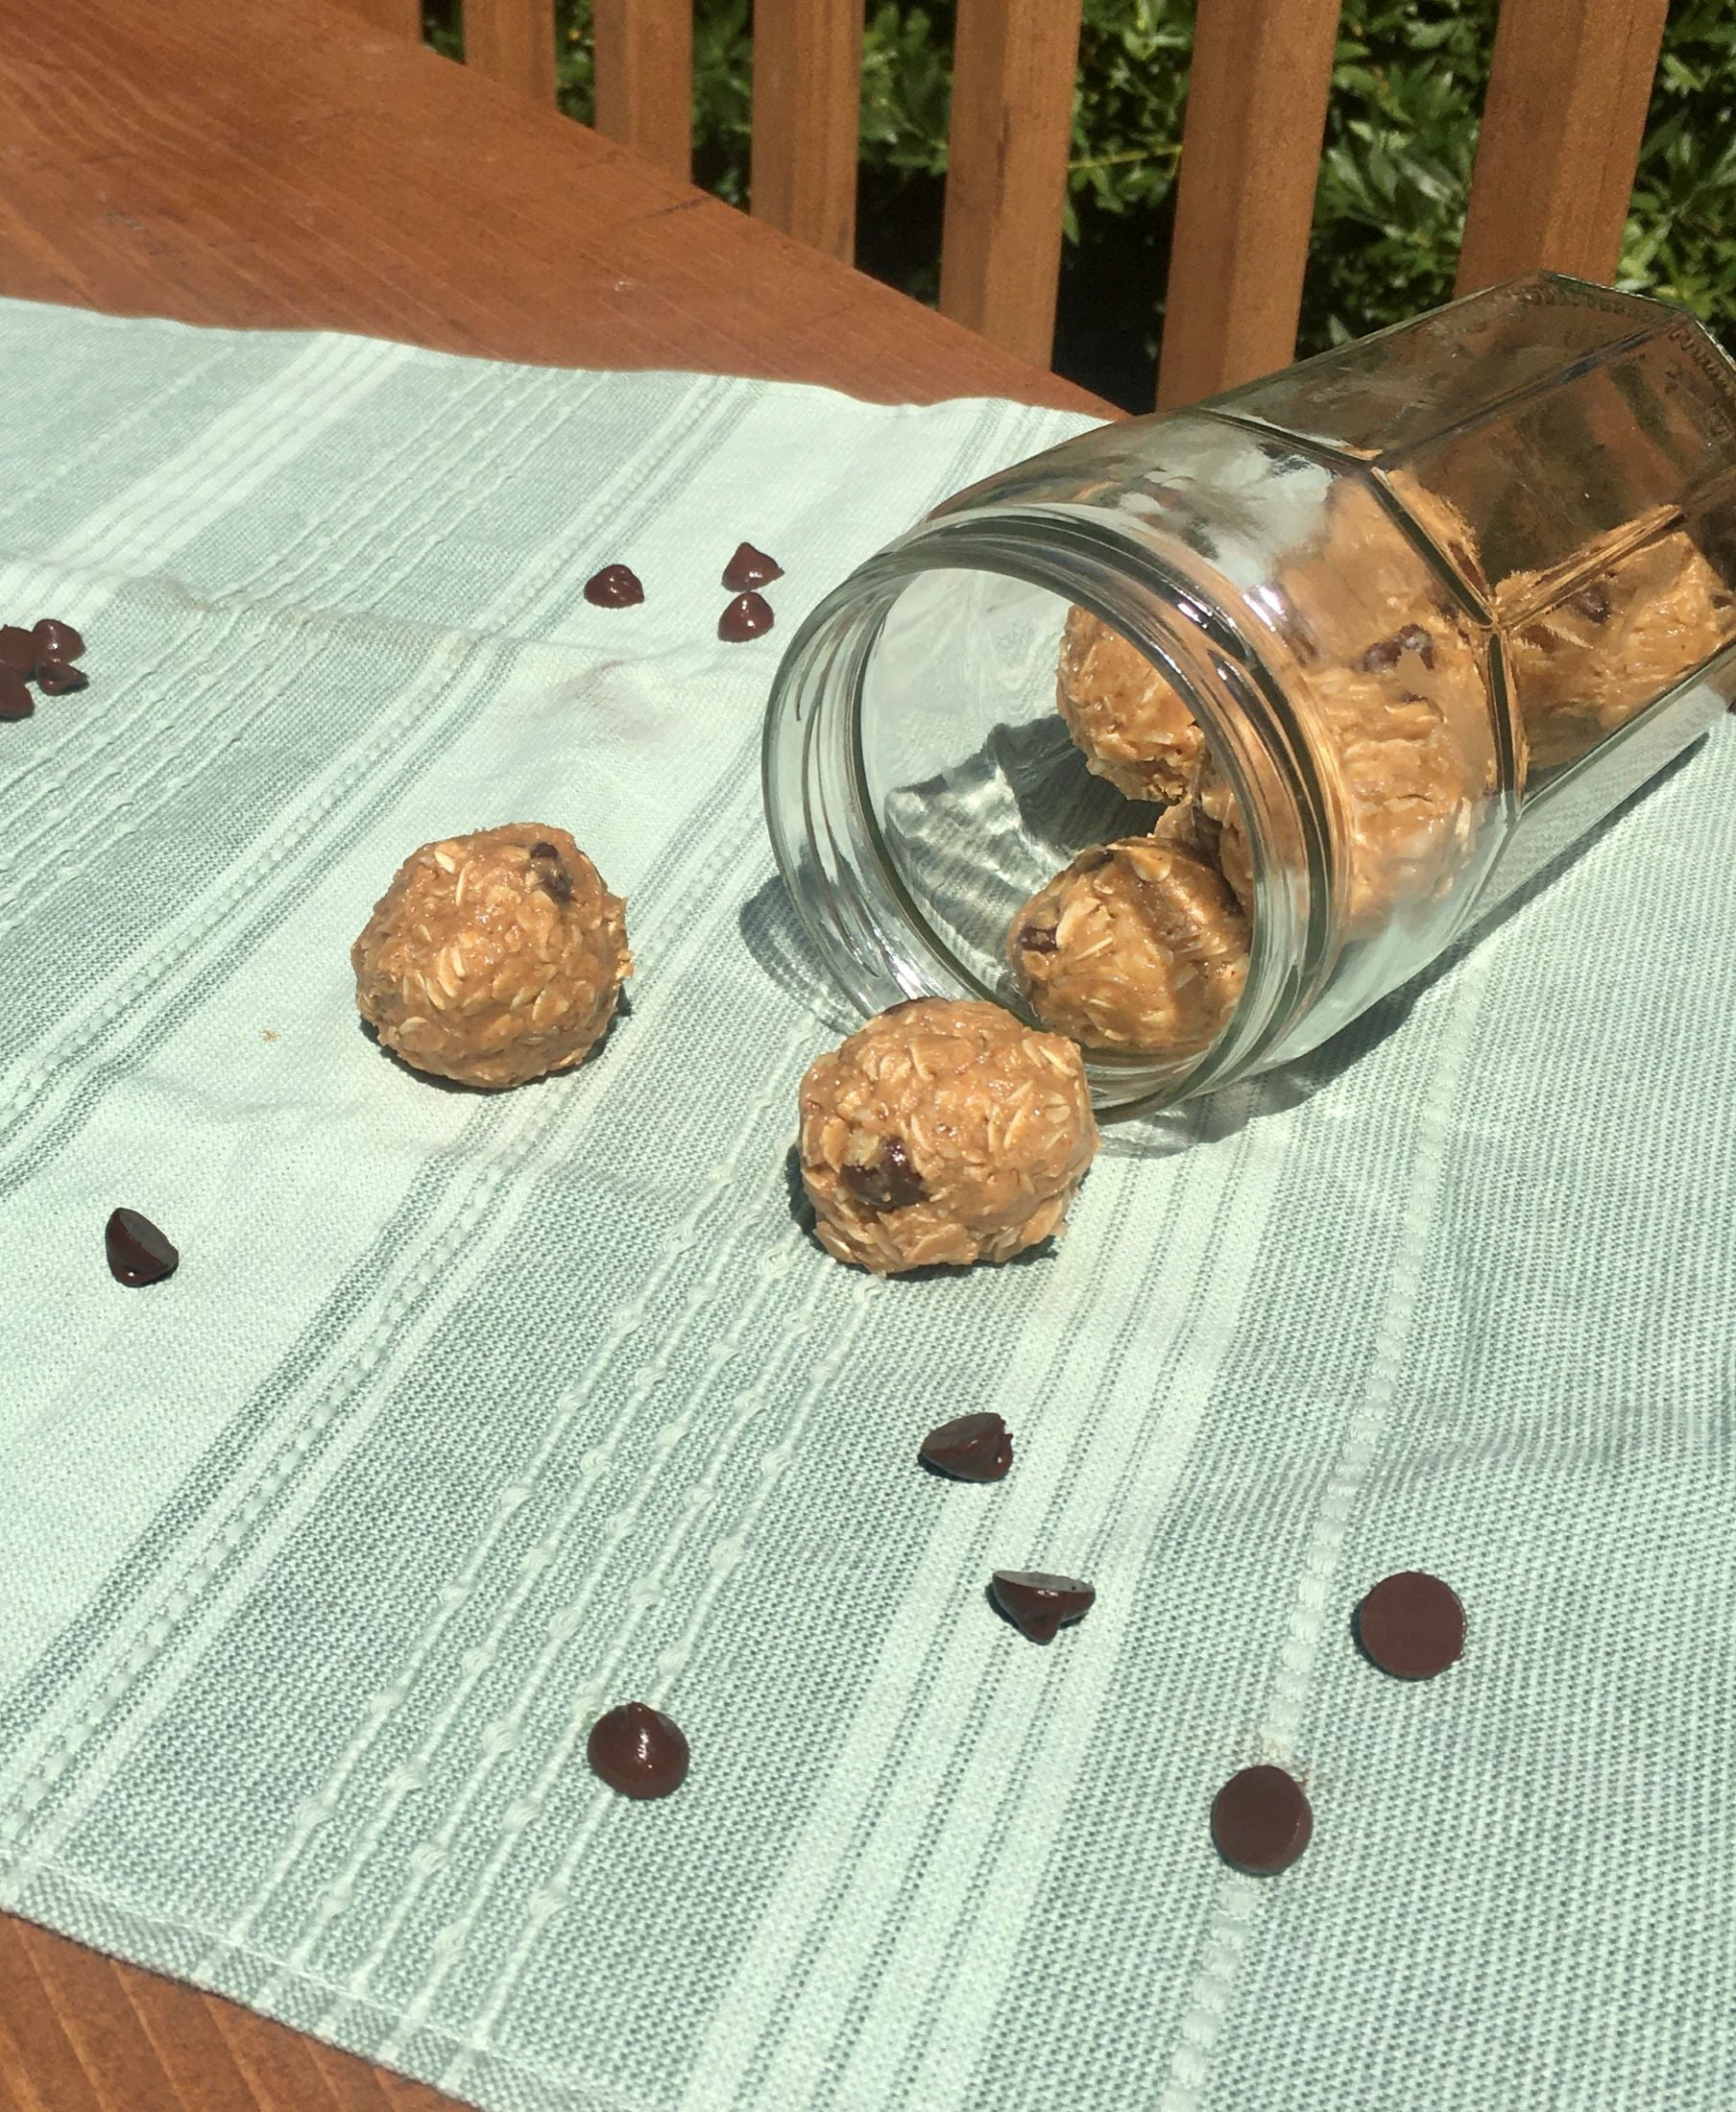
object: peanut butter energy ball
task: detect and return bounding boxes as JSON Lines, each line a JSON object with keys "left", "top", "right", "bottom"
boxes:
{"left": 1056, "top": 604, "right": 1205, "bottom": 804}
{"left": 1007, "top": 813, "right": 1250, "bottom": 1058}
{"left": 352, "top": 824, "right": 630, "bottom": 1089}
{"left": 798, "top": 998, "right": 1098, "bottom": 1274}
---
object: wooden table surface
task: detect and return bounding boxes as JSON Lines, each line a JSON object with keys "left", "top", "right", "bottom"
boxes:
{"left": 0, "top": 0, "right": 1106, "bottom": 2106}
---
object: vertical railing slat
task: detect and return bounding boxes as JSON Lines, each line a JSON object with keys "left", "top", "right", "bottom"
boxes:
{"left": 750, "top": 0, "right": 863, "bottom": 264}
{"left": 593, "top": 0, "right": 694, "bottom": 183}
{"left": 1456, "top": 0, "right": 1670, "bottom": 295}
{"left": 464, "top": 0, "right": 557, "bottom": 105}
{"left": 1155, "top": 0, "right": 1341, "bottom": 409}
{"left": 938, "top": 0, "right": 1084, "bottom": 371}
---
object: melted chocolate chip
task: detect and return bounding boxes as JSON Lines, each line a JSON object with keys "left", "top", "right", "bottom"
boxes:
{"left": 584, "top": 564, "right": 644, "bottom": 608}
{"left": 990, "top": 1570, "right": 1095, "bottom": 1644}
{"left": 1361, "top": 621, "right": 1435, "bottom": 673}
{"left": 722, "top": 541, "right": 784, "bottom": 591}
{"left": 1569, "top": 580, "right": 1614, "bottom": 625}
{"left": 1074, "top": 847, "right": 1114, "bottom": 874}
{"left": 1018, "top": 924, "right": 1059, "bottom": 954}
{"left": 920, "top": 1411, "right": 1013, "bottom": 1482}
{"left": 33, "top": 618, "right": 84, "bottom": 662}
{"left": 718, "top": 590, "right": 775, "bottom": 642}
{"left": 1356, "top": 1570, "right": 1465, "bottom": 1680}
{"left": 36, "top": 659, "right": 87, "bottom": 696}
{"left": 0, "top": 669, "right": 32, "bottom": 720}
{"left": 840, "top": 1136, "right": 927, "bottom": 1212}
{"left": 106, "top": 1208, "right": 179, "bottom": 1286}
{"left": 528, "top": 840, "right": 573, "bottom": 903}
{"left": 0, "top": 625, "right": 35, "bottom": 673}
{"left": 587, "top": 1701, "right": 689, "bottom": 1799}
{"left": 1211, "top": 1765, "right": 1313, "bottom": 1875}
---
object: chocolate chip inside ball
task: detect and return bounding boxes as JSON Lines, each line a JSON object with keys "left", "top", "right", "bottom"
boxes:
{"left": 584, "top": 564, "right": 644, "bottom": 608}
{"left": 106, "top": 1208, "right": 179, "bottom": 1286}
{"left": 718, "top": 590, "right": 774, "bottom": 641}
{"left": 840, "top": 1136, "right": 926, "bottom": 1212}
{"left": 1356, "top": 1570, "right": 1465, "bottom": 1680}
{"left": 990, "top": 1569, "right": 1095, "bottom": 1644}
{"left": 0, "top": 669, "right": 32, "bottom": 720}
{"left": 1211, "top": 1764, "right": 1313, "bottom": 1875}
{"left": 528, "top": 840, "right": 573, "bottom": 903}
{"left": 722, "top": 541, "right": 784, "bottom": 591}
{"left": 920, "top": 1411, "right": 1012, "bottom": 1481}
{"left": 587, "top": 1701, "right": 689, "bottom": 1799}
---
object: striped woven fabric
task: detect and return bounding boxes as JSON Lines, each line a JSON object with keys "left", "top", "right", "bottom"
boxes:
{"left": 1, "top": 299, "right": 1732, "bottom": 2112}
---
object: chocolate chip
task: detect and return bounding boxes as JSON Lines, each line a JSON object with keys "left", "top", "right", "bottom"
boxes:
{"left": 584, "top": 564, "right": 644, "bottom": 608}
{"left": 33, "top": 618, "right": 84, "bottom": 663}
{"left": 1356, "top": 1570, "right": 1465, "bottom": 1680}
{"left": 1361, "top": 621, "right": 1435, "bottom": 673}
{"left": 990, "top": 1569, "right": 1095, "bottom": 1644}
{"left": 106, "top": 1208, "right": 179, "bottom": 1286}
{"left": 1211, "top": 1764, "right": 1313, "bottom": 1875}
{"left": 0, "top": 625, "right": 35, "bottom": 673}
{"left": 527, "top": 840, "right": 573, "bottom": 903}
{"left": 1569, "top": 580, "right": 1614, "bottom": 624}
{"left": 718, "top": 590, "right": 774, "bottom": 641}
{"left": 0, "top": 669, "right": 32, "bottom": 720}
{"left": 1074, "top": 847, "right": 1114, "bottom": 874}
{"left": 920, "top": 1411, "right": 1012, "bottom": 1482}
{"left": 722, "top": 541, "right": 784, "bottom": 591}
{"left": 840, "top": 1136, "right": 926, "bottom": 1212}
{"left": 35, "top": 659, "right": 87, "bottom": 696}
{"left": 1018, "top": 924, "right": 1059, "bottom": 954}
{"left": 587, "top": 1701, "right": 689, "bottom": 1799}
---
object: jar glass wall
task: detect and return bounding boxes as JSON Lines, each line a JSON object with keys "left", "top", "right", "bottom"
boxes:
{"left": 764, "top": 275, "right": 1736, "bottom": 1114}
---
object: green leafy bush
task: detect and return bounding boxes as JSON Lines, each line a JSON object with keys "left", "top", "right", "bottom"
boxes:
{"left": 428, "top": 1, "right": 1736, "bottom": 408}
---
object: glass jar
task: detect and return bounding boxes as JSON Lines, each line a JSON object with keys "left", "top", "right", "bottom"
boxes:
{"left": 764, "top": 273, "right": 1736, "bottom": 1113}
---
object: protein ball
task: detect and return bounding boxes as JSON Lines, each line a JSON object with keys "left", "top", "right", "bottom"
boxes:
{"left": 797, "top": 997, "right": 1098, "bottom": 1275}
{"left": 1055, "top": 605, "right": 1205, "bottom": 805}
{"left": 1007, "top": 813, "right": 1249, "bottom": 1059}
{"left": 352, "top": 824, "right": 630, "bottom": 1089}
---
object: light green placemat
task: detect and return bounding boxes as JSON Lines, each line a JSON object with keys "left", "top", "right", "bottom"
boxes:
{"left": 0, "top": 299, "right": 1730, "bottom": 2112}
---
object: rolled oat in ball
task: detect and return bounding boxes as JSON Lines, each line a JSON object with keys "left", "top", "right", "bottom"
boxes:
{"left": 798, "top": 998, "right": 1097, "bottom": 1275}
{"left": 1007, "top": 814, "right": 1249, "bottom": 1059}
{"left": 352, "top": 824, "right": 630, "bottom": 1089}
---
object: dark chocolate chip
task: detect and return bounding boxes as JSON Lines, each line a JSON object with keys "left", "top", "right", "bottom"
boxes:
{"left": 528, "top": 840, "right": 573, "bottom": 903}
{"left": 33, "top": 618, "right": 84, "bottom": 663}
{"left": 0, "top": 625, "right": 35, "bottom": 673}
{"left": 1211, "top": 1764, "right": 1313, "bottom": 1875}
{"left": 1361, "top": 621, "right": 1434, "bottom": 673}
{"left": 1356, "top": 1570, "right": 1465, "bottom": 1680}
{"left": 722, "top": 541, "right": 784, "bottom": 591}
{"left": 106, "top": 1207, "right": 179, "bottom": 1286}
{"left": 35, "top": 659, "right": 87, "bottom": 696}
{"left": 920, "top": 1411, "right": 1013, "bottom": 1482}
{"left": 0, "top": 668, "right": 32, "bottom": 720}
{"left": 1018, "top": 924, "right": 1059, "bottom": 954}
{"left": 718, "top": 590, "right": 775, "bottom": 642}
{"left": 587, "top": 1701, "right": 689, "bottom": 1799}
{"left": 584, "top": 564, "right": 644, "bottom": 608}
{"left": 840, "top": 1135, "right": 927, "bottom": 1212}
{"left": 990, "top": 1569, "right": 1095, "bottom": 1644}
{"left": 1074, "top": 847, "right": 1114, "bottom": 874}
{"left": 1569, "top": 580, "right": 1614, "bottom": 624}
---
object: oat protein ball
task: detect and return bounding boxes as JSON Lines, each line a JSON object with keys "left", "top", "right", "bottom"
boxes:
{"left": 1055, "top": 604, "right": 1205, "bottom": 805}
{"left": 798, "top": 997, "right": 1097, "bottom": 1274}
{"left": 352, "top": 824, "right": 630, "bottom": 1089}
{"left": 1007, "top": 812, "right": 1250, "bottom": 1059}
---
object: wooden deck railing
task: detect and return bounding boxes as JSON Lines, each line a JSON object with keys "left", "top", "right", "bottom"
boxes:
{"left": 349, "top": 0, "right": 1676, "bottom": 403}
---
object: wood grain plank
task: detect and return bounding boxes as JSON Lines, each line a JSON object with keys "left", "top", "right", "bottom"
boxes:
{"left": 337, "top": 0, "right": 422, "bottom": 35}
{"left": 1155, "top": 0, "right": 1340, "bottom": 407}
{"left": 0, "top": 1919, "right": 106, "bottom": 2112}
{"left": 749, "top": 0, "right": 864, "bottom": 263}
{"left": 116, "top": 1970, "right": 271, "bottom": 2111}
{"left": 592, "top": 0, "right": 694, "bottom": 182}
{"left": 938, "top": 0, "right": 1084, "bottom": 369}
{"left": 202, "top": 1995, "right": 351, "bottom": 2112}
{"left": 0, "top": 0, "right": 1104, "bottom": 413}
{"left": 463, "top": 0, "right": 557, "bottom": 104}
{"left": 1456, "top": 0, "right": 1669, "bottom": 293}
{"left": 10, "top": 1929, "right": 182, "bottom": 2112}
